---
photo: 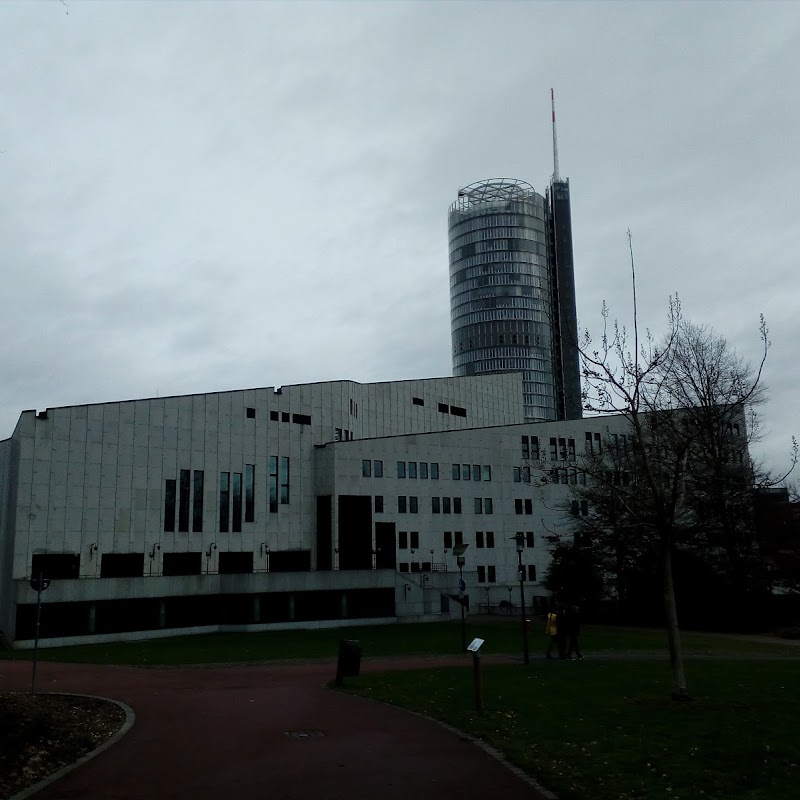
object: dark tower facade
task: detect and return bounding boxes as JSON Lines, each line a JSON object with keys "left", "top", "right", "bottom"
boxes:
{"left": 448, "top": 177, "right": 581, "bottom": 421}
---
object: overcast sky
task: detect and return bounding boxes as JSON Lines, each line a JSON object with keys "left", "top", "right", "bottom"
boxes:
{"left": 1, "top": 0, "right": 798, "bottom": 478}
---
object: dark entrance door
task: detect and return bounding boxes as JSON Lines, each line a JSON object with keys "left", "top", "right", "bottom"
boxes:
{"left": 375, "top": 522, "right": 396, "bottom": 570}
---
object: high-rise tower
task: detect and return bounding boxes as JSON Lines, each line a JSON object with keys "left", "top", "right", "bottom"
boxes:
{"left": 447, "top": 94, "right": 581, "bottom": 421}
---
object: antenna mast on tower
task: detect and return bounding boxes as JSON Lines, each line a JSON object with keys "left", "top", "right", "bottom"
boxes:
{"left": 551, "top": 88, "right": 560, "bottom": 182}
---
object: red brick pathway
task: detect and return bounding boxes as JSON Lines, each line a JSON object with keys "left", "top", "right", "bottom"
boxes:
{"left": 1, "top": 657, "right": 544, "bottom": 800}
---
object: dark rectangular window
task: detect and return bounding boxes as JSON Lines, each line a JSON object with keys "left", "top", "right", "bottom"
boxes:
{"left": 568, "top": 438, "right": 576, "bottom": 460}
{"left": 453, "top": 497, "right": 462, "bottom": 514}
{"left": 280, "top": 457, "right": 290, "bottom": 504}
{"left": 559, "top": 437, "right": 567, "bottom": 461}
{"left": 521, "top": 435, "right": 529, "bottom": 460}
{"left": 550, "top": 437, "right": 558, "bottom": 461}
{"left": 419, "top": 462, "right": 428, "bottom": 479}
{"left": 455, "top": 531, "right": 463, "bottom": 546}
{"left": 218, "top": 551, "right": 254, "bottom": 574}
{"left": 488, "top": 566, "right": 496, "bottom": 583}
{"left": 515, "top": 499, "right": 523, "bottom": 515}
{"left": 462, "top": 464, "right": 470, "bottom": 481}
{"left": 522, "top": 466, "right": 530, "bottom": 483}
{"left": 443, "top": 497, "right": 451, "bottom": 514}
{"left": 398, "top": 496, "right": 407, "bottom": 513}
{"left": 268, "top": 456, "right": 278, "bottom": 513}
{"left": 100, "top": 553, "right": 144, "bottom": 578}
{"left": 450, "top": 405, "right": 467, "bottom": 417}
{"left": 528, "top": 565, "right": 537, "bottom": 581}
{"left": 438, "top": 402, "right": 449, "bottom": 413}
{"left": 193, "top": 470, "right": 204, "bottom": 532}
{"left": 410, "top": 496, "right": 418, "bottom": 513}
{"left": 375, "top": 495, "right": 384, "bottom": 513}
{"left": 397, "top": 461, "right": 406, "bottom": 478}
{"left": 410, "top": 531, "right": 419, "bottom": 549}
{"left": 292, "top": 413, "right": 311, "bottom": 425}
{"left": 432, "top": 496, "right": 441, "bottom": 513}
{"left": 430, "top": 463, "right": 439, "bottom": 480}
{"left": 513, "top": 467, "right": 521, "bottom": 483}
{"left": 362, "top": 459, "right": 372, "bottom": 477}
{"left": 270, "top": 410, "right": 279, "bottom": 421}
{"left": 232, "top": 472, "right": 242, "bottom": 532}
{"left": 483, "top": 465, "right": 491, "bottom": 481}
{"left": 178, "top": 469, "right": 190, "bottom": 532}
{"left": 476, "top": 531, "right": 484, "bottom": 548}
{"left": 526, "top": 531, "right": 534, "bottom": 547}
{"left": 531, "top": 437, "right": 539, "bottom": 460}
{"left": 398, "top": 531, "right": 408, "bottom": 549}
{"left": 472, "top": 464, "right": 481, "bottom": 481}
{"left": 474, "top": 498, "right": 482, "bottom": 514}
{"left": 585, "top": 431, "right": 593, "bottom": 452}
{"left": 408, "top": 462, "right": 417, "bottom": 479}
{"left": 162, "top": 552, "right": 201, "bottom": 576}
{"left": 398, "top": 562, "right": 410, "bottom": 572}
{"left": 444, "top": 531, "right": 453, "bottom": 548}
{"left": 164, "top": 479, "right": 176, "bottom": 532}
{"left": 524, "top": 498, "right": 533, "bottom": 515}
{"left": 246, "top": 407, "right": 256, "bottom": 418}
{"left": 485, "top": 498, "right": 493, "bottom": 514}
{"left": 245, "top": 465, "right": 254, "bottom": 523}
{"left": 31, "top": 553, "right": 79, "bottom": 580}
{"left": 477, "top": 566, "right": 486, "bottom": 583}
{"left": 452, "top": 463, "right": 460, "bottom": 480}
{"left": 581, "top": 499, "right": 589, "bottom": 516}
{"left": 486, "top": 531, "right": 495, "bottom": 548}
{"left": 219, "top": 472, "right": 230, "bottom": 532}
{"left": 281, "top": 412, "right": 290, "bottom": 422}
{"left": 412, "top": 396, "right": 424, "bottom": 406}
{"left": 374, "top": 460, "right": 383, "bottom": 477}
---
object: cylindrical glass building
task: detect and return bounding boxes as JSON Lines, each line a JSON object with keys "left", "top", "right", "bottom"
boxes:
{"left": 448, "top": 178, "right": 557, "bottom": 420}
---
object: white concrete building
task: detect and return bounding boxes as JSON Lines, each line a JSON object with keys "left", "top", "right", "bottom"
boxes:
{"left": 0, "top": 373, "right": 630, "bottom": 648}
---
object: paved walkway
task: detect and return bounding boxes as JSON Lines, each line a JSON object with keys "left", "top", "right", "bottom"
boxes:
{"left": 0, "top": 657, "right": 543, "bottom": 800}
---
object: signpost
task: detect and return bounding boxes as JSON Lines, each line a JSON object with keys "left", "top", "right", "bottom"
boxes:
{"left": 453, "top": 543, "right": 469, "bottom": 652}
{"left": 29, "top": 572, "right": 50, "bottom": 694}
{"left": 467, "top": 637, "right": 484, "bottom": 712}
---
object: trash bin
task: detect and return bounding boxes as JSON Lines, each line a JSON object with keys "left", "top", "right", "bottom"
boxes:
{"left": 335, "top": 639, "right": 363, "bottom": 685}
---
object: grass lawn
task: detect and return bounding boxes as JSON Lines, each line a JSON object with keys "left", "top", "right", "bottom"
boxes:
{"left": 1, "top": 620, "right": 797, "bottom": 665}
{"left": 343, "top": 658, "right": 800, "bottom": 800}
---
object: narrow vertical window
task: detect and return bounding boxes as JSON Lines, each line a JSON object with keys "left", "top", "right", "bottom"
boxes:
{"left": 397, "top": 461, "right": 406, "bottom": 478}
{"left": 192, "top": 470, "right": 204, "bottom": 532}
{"left": 268, "top": 456, "right": 278, "bottom": 513}
{"left": 455, "top": 531, "right": 463, "bottom": 546}
{"left": 488, "top": 566, "right": 496, "bottom": 583}
{"left": 245, "top": 465, "right": 255, "bottom": 523}
{"left": 375, "top": 495, "right": 384, "bottom": 513}
{"left": 568, "top": 438, "right": 576, "bottom": 460}
{"left": 178, "top": 469, "right": 190, "bottom": 532}
{"left": 453, "top": 497, "right": 462, "bottom": 514}
{"left": 485, "top": 498, "right": 493, "bottom": 514}
{"left": 374, "top": 460, "right": 383, "bottom": 477}
{"left": 483, "top": 465, "right": 491, "bottom": 481}
{"left": 399, "top": 531, "right": 408, "bottom": 549}
{"left": 486, "top": 531, "right": 495, "bottom": 548}
{"left": 476, "top": 531, "right": 484, "bottom": 548}
{"left": 432, "top": 496, "right": 441, "bottom": 514}
{"left": 526, "top": 531, "right": 534, "bottom": 547}
{"left": 398, "top": 496, "right": 407, "bottom": 513}
{"left": 531, "top": 437, "right": 539, "bottom": 460}
{"left": 410, "top": 531, "right": 419, "bottom": 549}
{"left": 477, "top": 566, "right": 486, "bottom": 583}
{"left": 452, "top": 464, "right": 460, "bottom": 480}
{"left": 474, "top": 497, "right": 483, "bottom": 514}
{"left": 472, "top": 464, "right": 480, "bottom": 481}
{"left": 444, "top": 531, "right": 453, "bottom": 549}
{"left": 521, "top": 435, "right": 530, "bottom": 460}
{"left": 430, "top": 463, "right": 439, "bottom": 480}
{"left": 410, "top": 496, "right": 418, "bottom": 513}
{"left": 549, "top": 437, "right": 558, "bottom": 461}
{"left": 164, "top": 479, "right": 176, "bottom": 532}
{"left": 232, "top": 472, "right": 242, "bottom": 532}
{"left": 280, "top": 457, "right": 290, "bottom": 504}
{"left": 513, "top": 467, "right": 521, "bottom": 482}
{"left": 419, "top": 462, "right": 428, "bottom": 479}
{"left": 462, "top": 464, "right": 470, "bottom": 481}
{"left": 219, "top": 472, "right": 230, "bottom": 532}
{"left": 443, "top": 497, "right": 451, "bottom": 514}
{"left": 362, "top": 459, "right": 372, "bottom": 477}
{"left": 408, "top": 462, "right": 417, "bottom": 479}
{"left": 524, "top": 498, "right": 533, "bottom": 515}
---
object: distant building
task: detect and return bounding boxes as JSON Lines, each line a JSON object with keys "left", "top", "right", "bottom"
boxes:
{"left": 0, "top": 374, "right": 630, "bottom": 648}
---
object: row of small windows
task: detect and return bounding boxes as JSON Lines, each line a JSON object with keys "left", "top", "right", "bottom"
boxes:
{"left": 439, "top": 403, "right": 467, "bottom": 417}
{"left": 450, "top": 261, "right": 551, "bottom": 287}
{"left": 451, "top": 283, "right": 548, "bottom": 305}
{"left": 450, "top": 249, "right": 548, "bottom": 273}
{"left": 452, "top": 239, "right": 547, "bottom": 263}
{"left": 349, "top": 398, "right": 358, "bottom": 417}
{"left": 451, "top": 298, "right": 549, "bottom": 320}
{"left": 461, "top": 357, "right": 552, "bottom": 373}
{"left": 451, "top": 463, "right": 492, "bottom": 481}
{"left": 514, "top": 498, "right": 534, "bottom": 515}
{"left": 453, "top": 308, "right": 552, "bottom": 328}
{"left": 449, "top": 225, "right": 545, "bottom": 254}
{"left": 268, "top": 410, "right": 312, "bottom": 425}
{"left": 334, "top": 428, "right": 354, "bottom": 441}
{"left": 454, "top": 347, "right": 545, "bottom": 366}
{"left": 363, "top": 461, "right": 442, "bottom": 479}
{"left": 449, "top": 211, "right": 544, "bottom": 240}
{"left": 477, "top": 565, "right": 537, "bottom": 583}
{"left": 450, "top": 274, "right": 545, "bottom": 295}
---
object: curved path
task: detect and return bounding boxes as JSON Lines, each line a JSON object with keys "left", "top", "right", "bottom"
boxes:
{"left": 1, "top": 657, "right": 543, "bottom": 800}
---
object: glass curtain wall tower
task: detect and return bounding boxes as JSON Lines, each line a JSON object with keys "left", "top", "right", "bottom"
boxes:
{"left": 448, "top": 177, "right": 581, "bottom": 421}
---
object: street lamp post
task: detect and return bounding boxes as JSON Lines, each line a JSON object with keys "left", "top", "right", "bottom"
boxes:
{"left": 512, "top": 532, "right": 529, "bottom": 665}
{"left": 453, "top": 543, "right": 469, "bottom": 651}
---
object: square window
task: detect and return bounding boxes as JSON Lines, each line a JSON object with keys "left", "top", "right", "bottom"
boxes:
{"left": 398, "top": 496, "right": 407, "bottom": 513}
{"left": 374, "top": 460, "right": 383, "bottom": 478}
{"left": 246, "top": 407, "right": 256, "bottom": 418}
{"left": 270, "top": 410, "right": 279, "bottom": 421}
{"left": 397, "top": 461, "right": 406, "bottom": 479}
{"left": 438, "top": 402, "right": 449, "bottom": 413}
{"left": 281, "top": 412, "right": 290, "bottom": 422}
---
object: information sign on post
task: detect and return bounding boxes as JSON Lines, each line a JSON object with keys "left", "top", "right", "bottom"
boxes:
{"left": 467, "top": 638, "right": 484, "bottom": 712}
{"left": 29, "top": 572, "right": 50, "bottom": 694}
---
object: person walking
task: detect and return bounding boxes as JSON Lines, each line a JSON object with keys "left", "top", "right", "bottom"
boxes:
{"left": 564, "top": 604, "right": 583, "bottom": 660}
{"left": 545, "top": 608, "right": 560, "bottom": 659}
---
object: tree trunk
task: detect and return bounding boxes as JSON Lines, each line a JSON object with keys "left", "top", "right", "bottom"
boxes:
{"left": 662, "top": 536, "right": 690, "bottom": 700}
